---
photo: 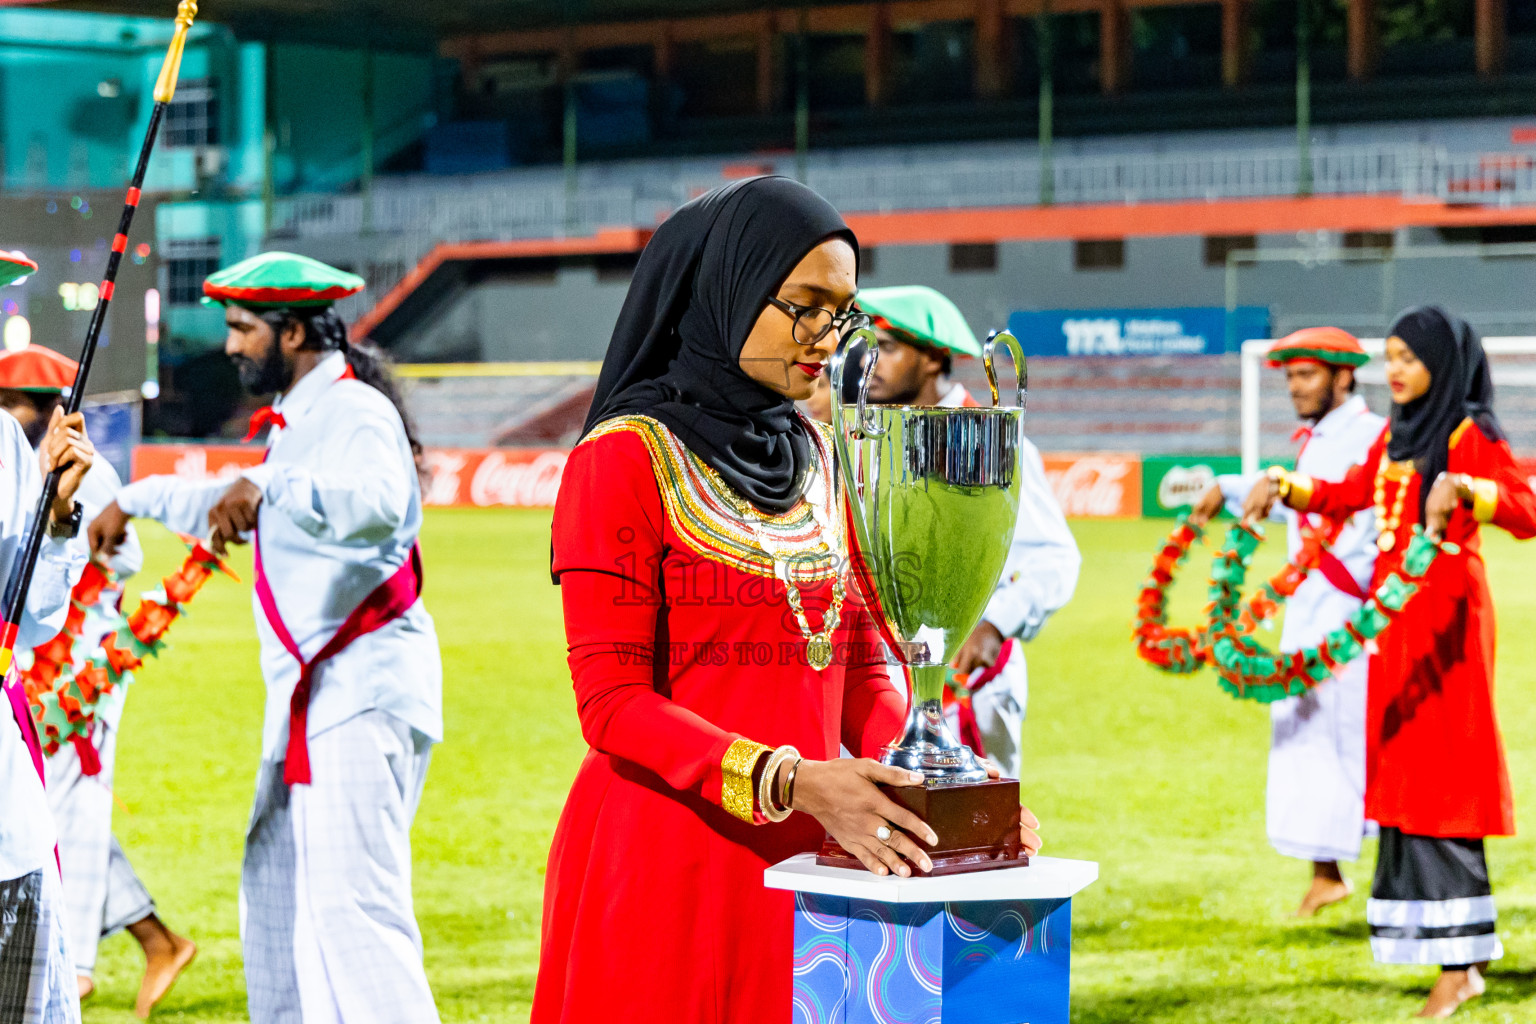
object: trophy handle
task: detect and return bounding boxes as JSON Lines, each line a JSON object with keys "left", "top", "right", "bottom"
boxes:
{"left": 831, "top": 328, "right": 885, "bottom": 439}
{"left": 983, "top": 330, "right": 1028, "bottom": 411}
{"left": 829, "top": 329, "right": 883, "bottom": 629}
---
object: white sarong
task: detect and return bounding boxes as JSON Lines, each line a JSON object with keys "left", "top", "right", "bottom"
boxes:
{"left": 45, "top": 721, "right": 155, "bottom": 976}
{"left": 0, "top": 868, "right": 82, "bottom": 1024}
{"left": 240, "top": 709, "right": 438, "bottom": 1024}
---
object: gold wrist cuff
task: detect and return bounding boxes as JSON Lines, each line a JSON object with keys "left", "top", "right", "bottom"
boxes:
{"left": 721, "top": 739, "right": 772, "bottom": 823}
{"left": 1281, "top": 471, "right": 1314, "bottom": 510}
{"left": 1469, "top": 477, "right": 1499, "bottom": 524}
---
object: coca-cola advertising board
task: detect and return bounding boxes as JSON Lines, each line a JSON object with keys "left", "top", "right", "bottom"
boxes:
{"left": 132, "top": 444, "right": 569, "bottom": 509}
{"left": 125, "top": 446, "right": 1536, "bottom": 516}
{"left": 1041, "top": 454, "right": 1142, "bottom": 518}
{"left": 134, "top": 445, "right": 1144, "bottom": 515}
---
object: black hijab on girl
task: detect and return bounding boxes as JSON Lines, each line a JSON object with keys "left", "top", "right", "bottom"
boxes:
{"left": 1386, "top": 305, "right": 1507, "bottom": 516}
{"left": 584, "top": 176, "right": 858, "bottom": 514}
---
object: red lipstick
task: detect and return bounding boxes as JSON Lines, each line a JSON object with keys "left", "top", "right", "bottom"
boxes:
{"left": 795, "top": 362, "right": 825, "bottom": 379}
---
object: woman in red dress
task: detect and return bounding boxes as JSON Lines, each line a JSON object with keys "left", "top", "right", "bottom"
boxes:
{"left": 1259, "top": 306, "right": 1536, "bottom": 1017}
{"left": 534, "top": 177, "right": 1040, "bottom": 1024}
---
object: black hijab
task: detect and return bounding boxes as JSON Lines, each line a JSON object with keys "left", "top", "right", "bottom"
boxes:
{"left": 1386, "top": 305, "right": 1507, "bottom": 516}
{"left": 584, "top": 176, "right": 857, "bottom": 514}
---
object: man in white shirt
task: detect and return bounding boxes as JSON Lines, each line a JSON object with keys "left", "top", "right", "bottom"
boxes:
{"left": 1189, "top": 327, "right": 1385, "bottom": 917}
{"left": 857, "top": 286, "right": 1081, "bottom": 779}
{"left": 88, "top": 252, "right": 443, "bottom": 1024}
{"left": 0, "top": 305, "right": 100, "bottom": 1024}
{"left": 0, "top": 346, "right": 198, "bottom": 1015}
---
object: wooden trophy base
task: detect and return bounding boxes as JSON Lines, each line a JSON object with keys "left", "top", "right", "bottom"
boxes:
{"left": 816, "top": 777, "right": 1026, "bottom": 876}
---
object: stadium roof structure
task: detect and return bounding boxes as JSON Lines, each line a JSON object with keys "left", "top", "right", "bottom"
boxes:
{"left": 45, "top": 0, "right": 851, "bottom": 41}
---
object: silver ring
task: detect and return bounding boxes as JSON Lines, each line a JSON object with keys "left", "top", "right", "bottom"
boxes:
{"left": 875, "top": 824, "right": 893, "bottom": 844}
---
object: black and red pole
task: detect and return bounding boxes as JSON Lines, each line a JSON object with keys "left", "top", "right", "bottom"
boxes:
{"left": 0, "top": 0, "right": 200, "bottom": 674}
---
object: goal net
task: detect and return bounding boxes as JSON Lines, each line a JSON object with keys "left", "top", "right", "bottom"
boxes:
{"left": 1240, "top": 336, "right": 1536, "bottom": 476}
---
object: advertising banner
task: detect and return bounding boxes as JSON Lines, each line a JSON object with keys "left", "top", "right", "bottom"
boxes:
{"left": 1041, "top": 454, "right": 1142, "bottom": 518}
{"left": 133, "top": 445, "right": 1148, "bottom": 517}
{"left": 1141, "top": 454, "right": 1301, "bottom": 518}
{"left": 419, "top": 448, "right": 568, "bottom": 508}
{"left": 132, "top": 444, "right": 571, "bottom": 509}
{"left": 132, "top": 443, "right": 264, "bottom": 483}
{"left": 1009, "top": 306, "right": 1269, "bottom": 357}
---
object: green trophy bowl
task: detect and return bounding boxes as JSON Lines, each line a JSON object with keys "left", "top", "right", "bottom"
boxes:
{"left": 818, "top": 328, "right": 1031, "bottom": 875}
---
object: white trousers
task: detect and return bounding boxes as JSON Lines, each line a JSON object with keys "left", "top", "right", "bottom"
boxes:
{"left": 240, "top": 710, "right": 439, "bottom": 1024}
{"left": 943, "top": 645, "right": 1028, "bottom": 779}
{"left": 1266, "top": 653, "right": 1369, "bottom": 863}
{"left": 44, "top": 722, "right": 156, "bottom": 976}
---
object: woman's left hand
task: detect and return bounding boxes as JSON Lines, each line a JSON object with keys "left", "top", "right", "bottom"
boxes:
{"left": 1425, "top": 472, "right": 1463, "bottom": 542}
{"left": 981, "top": 759, "right": 1042, "bottom": 856}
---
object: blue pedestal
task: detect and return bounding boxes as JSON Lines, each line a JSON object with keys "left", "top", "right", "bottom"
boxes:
{"left": 766, "top": 853, "right": 1097, "bottom": 1024}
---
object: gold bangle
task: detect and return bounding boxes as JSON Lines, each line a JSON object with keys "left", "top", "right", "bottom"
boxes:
{"left": 1469, "top": 477, "right": 1500, "bottom": 524}
{"left": 721, "top": 739, "right": 772, "bottom": 824}
{"left": 783, "top": 756, "right": 803, "bottom": 811}
{"left": 757, "top": 745, "right": 799, "bottom": 823}
{"left": 1266, "top": 464, "right": 1290, "bottom": 501}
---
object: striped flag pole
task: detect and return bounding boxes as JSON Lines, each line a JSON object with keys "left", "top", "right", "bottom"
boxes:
{"left": 0, "top": 0, "right": 199, "bottom": 674}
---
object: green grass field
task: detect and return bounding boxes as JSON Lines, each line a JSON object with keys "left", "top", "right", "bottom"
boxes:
{"left": 81, "top": 511, "right": 1536, "bottom": 1023}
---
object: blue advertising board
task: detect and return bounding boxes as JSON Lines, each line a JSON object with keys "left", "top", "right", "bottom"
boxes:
{"left": 1008, "top": 306, "right": 1270, "bottom": 357}
{"left": 82, "top": 393, "right": 141, "bottom": 483}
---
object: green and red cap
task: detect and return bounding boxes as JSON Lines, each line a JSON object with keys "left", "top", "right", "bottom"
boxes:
{"left": 855, "top": 285, "right": 983, "bottom": 359}
{"left": 0, "top": 250, "right": 38, "bottom": 288}
{"left": 0, "top": 347, "right": 78, "bottom": 393}
{"left": 1266, "top": 327, "right": 1370, "bottom": 369}
{"left": 202, "top": 251, "right": 364, "bottom": 310}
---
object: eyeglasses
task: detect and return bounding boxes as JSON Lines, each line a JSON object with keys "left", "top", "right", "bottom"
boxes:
{"left": 766, "top": 295, "right": 871, "bottom": 345}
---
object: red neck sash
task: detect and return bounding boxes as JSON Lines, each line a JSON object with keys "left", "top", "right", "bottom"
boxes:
{"left": 254, "top": 537, "right": 422, "bottom": 786}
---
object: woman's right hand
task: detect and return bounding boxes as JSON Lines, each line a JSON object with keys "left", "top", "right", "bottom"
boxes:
{"left": 788, "top": 758, "right": 937, "bottom": 877}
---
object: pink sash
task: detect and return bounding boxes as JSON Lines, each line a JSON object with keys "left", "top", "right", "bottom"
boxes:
{"left": 5, "top": 668, "right": 45, "bottom": 784}
{"left": 254, "top": 538, "right": 423, "bottom": 786}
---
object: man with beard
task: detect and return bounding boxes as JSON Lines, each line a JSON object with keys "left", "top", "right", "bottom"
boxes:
{"left": 0, "top": 347, "right": 197, "bottom": 1016}
{"left": 857, "top": 286, "right": 1079, "bottom": 779}
{"left": 87, "top": 252, "right": 443, "bottom": 1024}
{"left": 1189, "top": 327, "right": 1384, "bottom": 917}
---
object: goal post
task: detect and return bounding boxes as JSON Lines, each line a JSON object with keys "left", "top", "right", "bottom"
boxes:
{"left": 1240, "top": 336, "right": 1536, "bottom": 476}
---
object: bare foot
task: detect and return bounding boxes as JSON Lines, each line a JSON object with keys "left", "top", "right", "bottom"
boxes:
{"left": 126, "top": 915, "right": 197, "bottom": 1019}
{"left": 1415, "top": 965, "right": 1486, "bottom": 1018}
{"left": 1294, "top": 876, "right": 1353, "bottom": 917}
{"left": 76, "top": 975, "right": 95, "bottom": 1001}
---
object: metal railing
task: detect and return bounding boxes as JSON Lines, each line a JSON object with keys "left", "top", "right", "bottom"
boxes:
{"left": 269, "top": 185, "right": 645, "bottom": 243}
{"left": 262, "top": 143, "right": 1536, "bottom": 321}
{"left": 267, "top": 143, "right": 1536, "bottom": 244}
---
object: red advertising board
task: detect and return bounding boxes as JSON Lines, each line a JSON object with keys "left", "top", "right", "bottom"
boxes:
{"left": 135, "top": 446, "right": 1374, "bottom": 521}
{"left": 132, "top": 444, "right": 571, "bottom": 509}
{"left": 1041, "top": 453, "right": 1143, "bottom": 518}
{"left": 419, "top": 448, "right": 567, "bottom": 508}
{"left": 132, "top": 444, "right": 265, "bottom": 482}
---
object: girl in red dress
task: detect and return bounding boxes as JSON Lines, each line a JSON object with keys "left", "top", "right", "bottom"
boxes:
{"left": 534, "top": 177, "right": 1040, "bottom": 1024}
{"left": 1262, "top": 306, "right": 1536, "bottom": 1017}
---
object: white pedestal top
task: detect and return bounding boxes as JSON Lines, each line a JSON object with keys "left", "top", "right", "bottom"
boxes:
{"left": 764, "top": 853, "right": 1098, "bottom": 904}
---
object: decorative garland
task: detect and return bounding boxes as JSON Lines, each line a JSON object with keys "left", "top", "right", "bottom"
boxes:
{"left": 1132, "top": 518, "right": 1213, "bottom": 673}
{"left": 1134, "top": 511, "right": 1350, "bottom": 677}
{"left": 1204, "top": 522, "right": 1451, "bottom": 703}
{"left": 25, "top": 535, "right": 237, "bottom": 768}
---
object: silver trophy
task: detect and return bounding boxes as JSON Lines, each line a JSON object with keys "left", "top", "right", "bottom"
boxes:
{"left": 829, "top": 329, "right": 1027, "bottom": 786}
